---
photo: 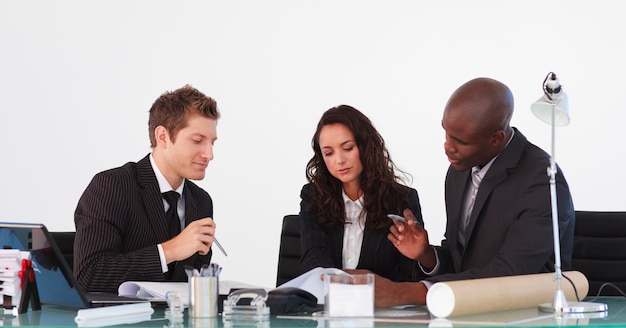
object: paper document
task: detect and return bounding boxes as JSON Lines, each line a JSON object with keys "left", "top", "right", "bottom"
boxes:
{"left": 118, "top": 280, "right": 269, "bottom": 307}
{"left": 276, "top": 267, "right": 348, "bottom": 304}
{"left": 0, "top": 249, "right": 30, "bottom": 304}
{"left": 119, "top": 281, "right": 186, "bottom": 303}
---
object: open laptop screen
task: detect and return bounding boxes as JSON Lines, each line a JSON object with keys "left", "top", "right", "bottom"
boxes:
{"left": 0, "top": 222, "right": 89, "bottom": 308}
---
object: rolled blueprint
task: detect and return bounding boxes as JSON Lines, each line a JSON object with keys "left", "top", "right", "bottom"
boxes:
{"left": 426, "top": 271, "right": 588, "bottom": 318}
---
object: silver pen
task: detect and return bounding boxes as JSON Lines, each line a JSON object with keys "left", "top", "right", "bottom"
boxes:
{"left": 387, "top": 214, "right": 421, "bottom": 226}
{"left": 213, "top": 237, "right": 228, "bottom": 257}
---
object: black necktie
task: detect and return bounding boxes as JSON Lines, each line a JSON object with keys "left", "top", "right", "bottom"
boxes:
{"left": 163, "top": 191, "right": 181, "bottom": 238}
{"left": 163, "top": 191, "right": 181, "bottom": 278}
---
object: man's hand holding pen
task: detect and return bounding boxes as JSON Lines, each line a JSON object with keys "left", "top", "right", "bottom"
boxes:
{"left": 387, "top": 209, "right": 432, "bottom": 263}
{"left": 162, "top": 217, "right": 220, "bottom": 263}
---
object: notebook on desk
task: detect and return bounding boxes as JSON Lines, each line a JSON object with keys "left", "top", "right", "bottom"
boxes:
{"left": 0, "top": 222, "right": 149, "bottom": 308}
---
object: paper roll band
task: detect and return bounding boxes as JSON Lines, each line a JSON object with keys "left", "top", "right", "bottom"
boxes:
{"left": 426, "top": 271, "right": 589, "bottom": 318}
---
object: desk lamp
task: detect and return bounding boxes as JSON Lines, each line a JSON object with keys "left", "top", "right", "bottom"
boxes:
{"left": 532, "top": 72, "right": 607, "bottom": 313}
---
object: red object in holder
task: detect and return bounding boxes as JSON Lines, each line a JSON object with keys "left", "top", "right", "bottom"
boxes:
{"left": 18, "top": 259, "right": 34, "bottom": 289}
{"left": 18, "top": 258, "right": 41, "bottom": 313}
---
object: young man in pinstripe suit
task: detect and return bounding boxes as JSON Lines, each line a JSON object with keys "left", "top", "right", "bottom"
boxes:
{"left": 74, "top": 85, "right": 221, "bottom": 293}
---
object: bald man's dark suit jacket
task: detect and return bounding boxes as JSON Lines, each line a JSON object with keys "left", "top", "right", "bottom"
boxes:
{"left": 299, "top": 183, "right": 425, "bottom": 282}
{"left": 427, "top": 128, "right": 575, "bottom": 283}
{"left": 74, "top": 154, "right": 213, "bottom": 293}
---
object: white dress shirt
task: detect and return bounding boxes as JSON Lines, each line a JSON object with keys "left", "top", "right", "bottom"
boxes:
{"left": 342, "top": 190, "right": 365, "bottom": 270}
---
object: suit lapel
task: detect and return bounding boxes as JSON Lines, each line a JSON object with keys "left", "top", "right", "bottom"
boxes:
{"left": 358, "top": 221, "right": 380, "bottom": 267}
{"left": 464, "top": 129, "right": 527, "bottom": 244}
{"left": 183, "top": 183, "right": 200, "bottom": 227}
{"left": 136, "top": 155, "right": 170, "bottom": 242}
{"left": 446, "top": 167, "right": 468, "bottom": 256}
{"left": 333, "top": 225, "right": 345, "bottom": 266}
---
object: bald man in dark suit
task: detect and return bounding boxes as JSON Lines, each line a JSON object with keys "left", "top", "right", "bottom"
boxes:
{"left": 371, "top": 78, "right": 574, "bottom": 307}
{"left": 74, "top": 85, "right": 221, "bottom": 293}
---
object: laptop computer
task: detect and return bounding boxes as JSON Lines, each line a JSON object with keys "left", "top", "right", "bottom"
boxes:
{"left": 0, "top": 222, "right": 151, "bottom": 308}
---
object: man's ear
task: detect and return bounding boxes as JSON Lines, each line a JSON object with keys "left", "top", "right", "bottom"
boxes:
{"left": 154, "top": 125, "right": 170, "bottom": 147}
{"left": 491, "top": 129, "right": 505, "bottom": 146}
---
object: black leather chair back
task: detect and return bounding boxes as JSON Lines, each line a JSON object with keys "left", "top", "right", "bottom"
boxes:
{"left": 276, "top": 214, "right": 304, "bottom": 287}
{"left": 572, "top": 211, "right": 626, "bottom": 296}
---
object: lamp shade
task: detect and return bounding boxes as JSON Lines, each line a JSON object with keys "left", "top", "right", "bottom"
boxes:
{"left": 530, "top": 92, "right": 570, "bottom": 127}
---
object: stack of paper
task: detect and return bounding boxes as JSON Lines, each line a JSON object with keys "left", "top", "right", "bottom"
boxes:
{"left": 276, "top": 267, "right": 348, "bottom": 305}
{"left": 0, "top": 249, "right": 31, "bottom": 306}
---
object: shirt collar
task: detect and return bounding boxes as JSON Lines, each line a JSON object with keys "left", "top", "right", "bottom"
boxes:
{"left": 150, "top": 153, "right": 184, "bottom": 194}
{"left": 473, "top": 129, "right": 516, "bottom": 178}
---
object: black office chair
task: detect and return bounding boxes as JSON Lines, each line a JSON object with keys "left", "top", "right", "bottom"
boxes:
{"left": 572, "top": 211, "right": 626, "bottom": 296}
{"left": 49, "top": 231, "right": 76, "bottom": 271}
{"left": 276, "top": 214, "right": 304, "bottom": 287}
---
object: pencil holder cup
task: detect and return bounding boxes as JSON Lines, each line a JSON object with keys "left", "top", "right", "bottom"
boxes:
{"left": 189, "top": 276, "right": 218, "bottom": 318}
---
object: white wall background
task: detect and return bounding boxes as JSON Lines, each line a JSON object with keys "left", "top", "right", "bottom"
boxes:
{"left": 1, "top": 0, "right": 624, "bottom": 289}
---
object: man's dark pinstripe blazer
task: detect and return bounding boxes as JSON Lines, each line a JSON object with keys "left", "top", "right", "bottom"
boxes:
{"left": 74, "top": 154, "right": 213, "bottom": 293}
{"left": 299, "top": 183, "right": 425, "bottom": 282}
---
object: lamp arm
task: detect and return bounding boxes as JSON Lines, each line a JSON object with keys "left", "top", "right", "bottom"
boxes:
{"left": 548, "top": 100, "right": 569, "bottom": 311}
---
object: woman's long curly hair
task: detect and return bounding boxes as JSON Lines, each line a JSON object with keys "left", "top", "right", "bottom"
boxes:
{"left": 305, "top": 105, "right": 412, "bottom": 230}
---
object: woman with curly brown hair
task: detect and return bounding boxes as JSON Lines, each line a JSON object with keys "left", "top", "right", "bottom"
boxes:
{"left": 299, "top": 104, "right": 425, "bottom": 282}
